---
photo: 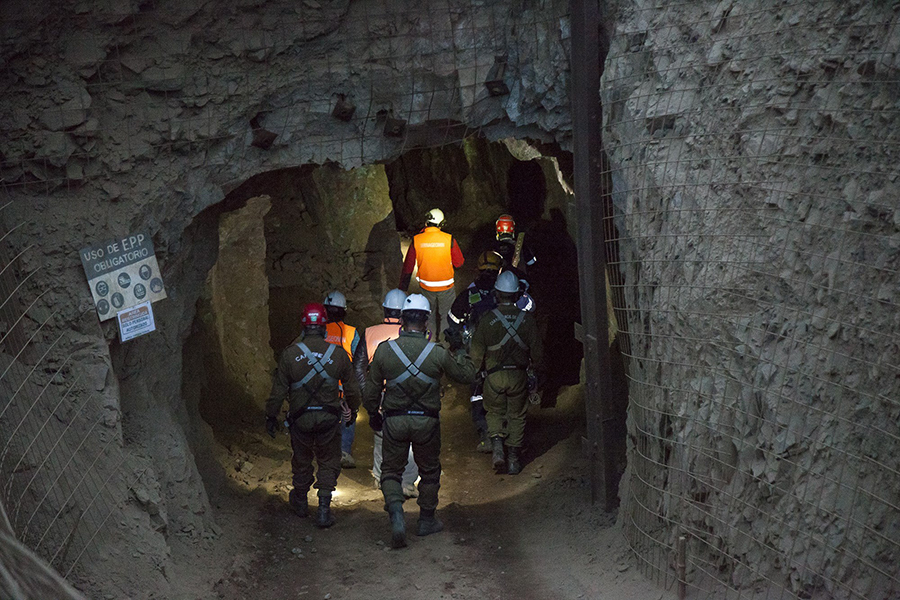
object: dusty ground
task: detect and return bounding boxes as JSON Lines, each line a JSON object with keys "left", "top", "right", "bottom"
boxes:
{"left": 158, "top": 383, "right": 667, "bottom": 600}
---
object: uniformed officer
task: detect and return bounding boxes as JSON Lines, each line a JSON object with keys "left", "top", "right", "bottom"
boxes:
{"left": 470, "top": 271, "right": 543, "bottom": 475}
{"left": 364, "top": 294, "right": 475, "bottom": 548}
{"left": 265, "top": 303, "right": 362, "bottom": 528}
{"left": 445, "top": 251, "right": 536, "bottom": 453}
{"left": 361, "top": 288, "right": 420, "bottom": 498}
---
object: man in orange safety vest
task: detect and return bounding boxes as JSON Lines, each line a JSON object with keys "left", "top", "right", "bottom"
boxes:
{"left": 399, "top": 208, "right": 464, "bottom": 342}
{"left": 323, "top": 290, "right": 366, "bottom": 469}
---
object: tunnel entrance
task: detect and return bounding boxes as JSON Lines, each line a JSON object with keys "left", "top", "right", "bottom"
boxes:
{"left": 181, "top": 135, "right": 611, "bottom": 509}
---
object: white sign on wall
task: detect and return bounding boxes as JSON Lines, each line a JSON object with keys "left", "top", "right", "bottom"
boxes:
{"left": 79, "top": 232, "right": 167, "bottom": 321}
{"left": 117, "top": 301, "right": 156, "bottom": 342}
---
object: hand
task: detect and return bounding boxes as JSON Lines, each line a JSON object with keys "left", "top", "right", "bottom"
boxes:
{"left": 345, "top": 411, "right": 358, "bottom": 428}
{"left": 445, "top": 327, "right": 464, "bottom": 352}
{"left": 265, "top": 416, "right": 279, "bottom": 438}
{"left": 368, "top": 412, "right": 383, "bottom": 432}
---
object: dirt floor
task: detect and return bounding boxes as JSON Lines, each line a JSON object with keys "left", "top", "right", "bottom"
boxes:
{"left": 161, "top": 383, "right": 668, "bottom": 600}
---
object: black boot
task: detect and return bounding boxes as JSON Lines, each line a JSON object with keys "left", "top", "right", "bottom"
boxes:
{"left": 289, "top": 489, "right": 308, "bottom": 518}
{"left": 507, "top": 446, "right": 522, "bottom": 475}
{"left": 387, "top": 503, "right": 407, "bottom": 548}
{"left": 491, "top": 437, "right": 506, "bottom": 472}
{"left": 316, "top": 495, "right": 335, "bottom": 528}
{"left": 476, "top": 429, "right": 491, "bottom": 453}
{"left": 416, "top": 508, "right": 444, "bottom": 537}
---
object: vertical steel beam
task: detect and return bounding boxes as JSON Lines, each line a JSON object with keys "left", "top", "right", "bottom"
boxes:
{"left": 570, "top": 0, "right": 617, "bottom": 510}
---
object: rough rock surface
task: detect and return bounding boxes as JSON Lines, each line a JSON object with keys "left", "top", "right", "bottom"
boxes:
{"left": 0, "top": 1, "right": 571, "bottom": 597}
{"left": 603, "top": 1, "right": 900, "bottom": 598}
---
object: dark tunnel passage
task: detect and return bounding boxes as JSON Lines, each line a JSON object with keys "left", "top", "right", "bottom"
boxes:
{"left": 178, "top": 135, "right": 629, "bottom": 506}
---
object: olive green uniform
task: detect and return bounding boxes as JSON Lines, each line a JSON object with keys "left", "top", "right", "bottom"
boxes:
{"left": 267, "top": 332, "right": 361, "bottom": 507}
{"left": 470, "top": 304, "right": 542, "bottom": 448}
{"left": 364, "top": 330, "right": 475, "bottom": 510}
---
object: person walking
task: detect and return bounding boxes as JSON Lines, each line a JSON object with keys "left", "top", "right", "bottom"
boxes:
{"left": 470, "top": 271, "right": 543, "bottom": 476}
{"left": 265, "top": 303, "right": 361, "bottom": 528}
{"left": 322, "top": 290, "right": 366, "bottom": 469}
{"left": 399, "top": 208, "right": 465, "bottom": 341}
{"left": 493, "top": 214, "right": 537, "bottom": 287}
{"left": 363, "top": 294, "right": 475, "bottom": 548}
{"left": 445, "top": 251, "right": 537, "bottom": 453}
{"left": 362, "top": 289, "right": 419, "bottom": 498}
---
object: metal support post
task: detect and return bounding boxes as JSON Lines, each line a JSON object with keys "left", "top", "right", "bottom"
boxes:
{"left": 570, "top": 0, "right": 617, "bottom": 511}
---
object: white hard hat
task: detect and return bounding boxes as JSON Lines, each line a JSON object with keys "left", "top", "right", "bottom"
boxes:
{"left": 402, "top": 293, "right": 431, "bottom": 313}
{"left": 494, "top": 271, "right": 519, "bottom": 293}
{"left": 382, "top": 288, "right": 407, "bottom": 310}
{"left": 323, "top": 290, "right": 347, "bottom": 308}
{"left": 425, "top": 208, "right": 445, "bottom": 227}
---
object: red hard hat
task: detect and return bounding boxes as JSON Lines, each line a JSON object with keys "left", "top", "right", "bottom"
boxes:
{"left": 301, "top": 302, "right": 328, "bottom": 327}
{"left": 496, "top": 214, "right": 515, "bottom": 236}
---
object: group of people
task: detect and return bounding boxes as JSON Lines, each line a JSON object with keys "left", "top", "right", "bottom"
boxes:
{"left": 265, "top": 209, "right": 544, "bottom": 547}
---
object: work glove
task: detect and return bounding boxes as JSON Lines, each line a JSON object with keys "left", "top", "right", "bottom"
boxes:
{"left": 368, "top": 411, "right": 383, "bottom": 433}
{"left": 265, "top": 416, "right": 279, "bottom": 439}
{"left": 340, "top": 400, "right": 352, "bottom": 424}
{"left": 444, "top": 327, "right": 464, "bottom": 352}
{"left": 345, "top": 411, "right": 358, "bottom": 428}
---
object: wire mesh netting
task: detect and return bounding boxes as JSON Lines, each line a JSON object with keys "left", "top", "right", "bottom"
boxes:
{"left": 1, "top": 0, "right": 898, "bottom": 598}
{"left": 601, "top": 1, "right": 899, "bottom": 599}
{"left": 0, "top": 1, "right": 573, "bottom": 595}
{"left": 0, "top": 205, "right": 146, "bottom": 592}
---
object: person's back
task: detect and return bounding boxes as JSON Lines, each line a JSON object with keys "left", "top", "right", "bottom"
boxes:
{"left": 322, "top": 290, "right": 364, "bottom": 468}
{"left": 365, "top": 320, "right": 403, "bottom": 363}
{"left": 470, "top": 272, "right": 542, "bottom": 475}
{"left": 372, "top": 331, "right": 470, "bottom": 415}
{"left": 471, "top": 304, "right": 540, "bottom": 374}
{"left": 399, "top": 208, "right": 465, "bottom": 342}
{"left": 272, "top": 333, "right": 354, "bottom": 431}
{"left": 363, "top": 288, "right": 419, "bottom": 497}
{"left": 266, "top": 303, "right": 361, "bottom": 527}
{"left": 364, "top": 294, "right": 474, "bottom": 548}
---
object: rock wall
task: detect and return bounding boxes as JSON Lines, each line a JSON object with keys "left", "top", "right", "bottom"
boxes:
{"left": 202, "top": 196, "right": 273, "bottom": 418}
{"left": 0, "top": 0, "right": 572, "bottom": 596}
{"left": 602, "top": 1, "right": 900, "bottom": 597}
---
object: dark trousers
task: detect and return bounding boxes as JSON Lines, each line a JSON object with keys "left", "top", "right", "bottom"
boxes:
{"left": 470, "top": 375, "right": 487, "bottom": 433}
{"left": 290, "top": 421, "right": 342, "bottom": 498}
{"left": 484, "top": 371, "right": 528, "bottom": 447}
{"left": 381, "top": 415, "right": 441, "bottom": 511}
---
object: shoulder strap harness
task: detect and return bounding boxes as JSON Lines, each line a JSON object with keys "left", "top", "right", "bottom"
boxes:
{"left": 487, "top": 309, "right": 527, "bottom": 351}
{"left": 383, "top": 340, "right": 439, "bottom": 418}
{"left": 289, "top": 343, "right": 340, "bottom": 417}
{"left": 485, "top": 309, "right": 529, "bottom": 375}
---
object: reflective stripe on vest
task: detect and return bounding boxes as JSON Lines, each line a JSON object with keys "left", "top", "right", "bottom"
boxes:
{"left": 413, "top": 227, "right": 454, "bottom": 291}
{"left": 325, "top": 322, "right": 355, "bottom": 358}
{"left": 290, "top": 343, "right": 337, "bottom": 389}
{"left": 365, "top": 321, "right": 402, "bottom": 363}
{"left": 385, "top": 339, "right": 438, "bottom": 387}
{"left": 486, "top": 309, "right": 527, "bottom": 352}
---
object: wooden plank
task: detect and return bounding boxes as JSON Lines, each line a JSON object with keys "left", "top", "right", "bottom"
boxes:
{"left": 569, "top": 0, "right": 617, "bottom": 511}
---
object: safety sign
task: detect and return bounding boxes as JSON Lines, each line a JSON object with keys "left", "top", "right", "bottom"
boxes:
{"left": 79, "top": 232, "right": 167, "bottom": 321}
{"left": 117, "top": 301, "right": 156, "bottom": 342}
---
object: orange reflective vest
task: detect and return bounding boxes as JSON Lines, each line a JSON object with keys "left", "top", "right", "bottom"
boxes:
{"left": 364, "top": 320, "right": 403, "bottom": 363}
{"left": 325, "top": 322, "right": 356, "bottom": 359}
{"left": 413, "top": 227, "right": 455, "bottom": 291}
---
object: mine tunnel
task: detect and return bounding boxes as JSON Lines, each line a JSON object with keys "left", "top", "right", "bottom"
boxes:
{"left": 163, "top": 138, "right": 633, "bottom": 598}
{"left": 5, "top": 0, "right": 897, "bottom": 598}
{"left": 182, "top": 138, "right": 621, "bottom": 496}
